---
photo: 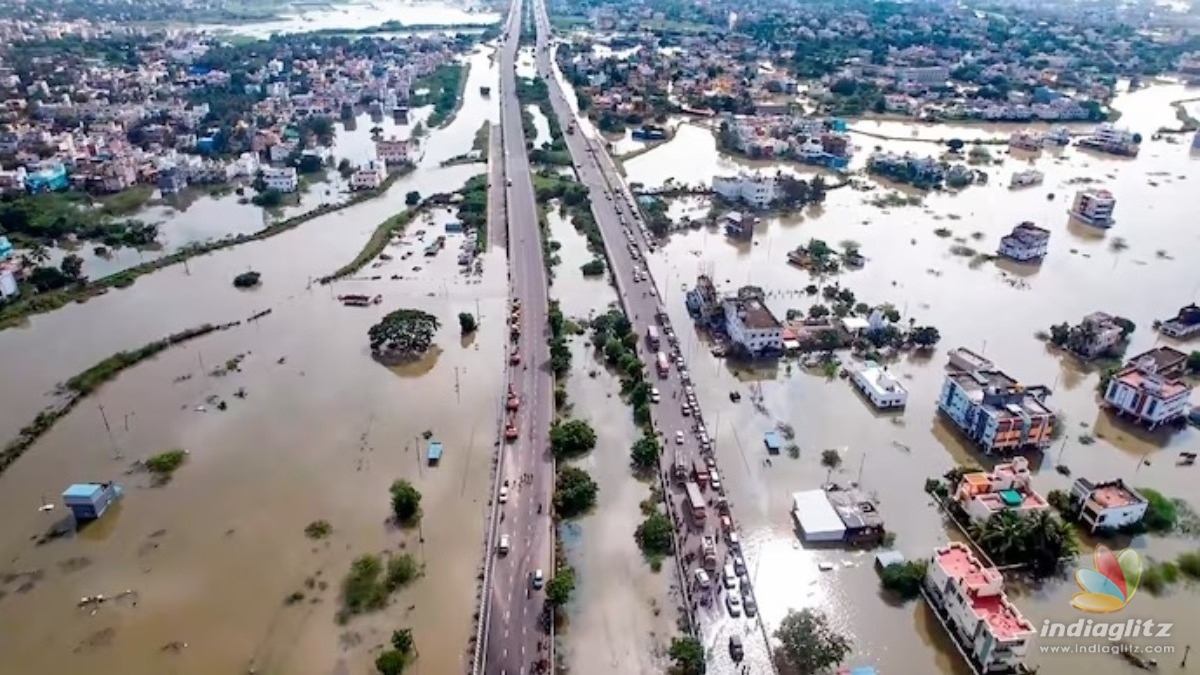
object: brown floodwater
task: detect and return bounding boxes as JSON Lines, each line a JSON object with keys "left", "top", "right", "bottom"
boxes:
{"left": 544, "top": 207, "right": 678, "bottom": 673}
{"left": 623, "top": 82, "right": 1200, "bottom": 671}
{"left": 0, "top": 42, "right": 507, "bottom": 675}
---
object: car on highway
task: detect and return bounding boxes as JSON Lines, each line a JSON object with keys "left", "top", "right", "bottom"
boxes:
{"left": 733, "top": 553, "right": 747, "bottom": 575}
{"left": 506, "top": 178, "right": 512, "bottom": 186}
{"left": 499, "top": 484, "right": 509, "bottom": 503}
{"left": 649, "top": 387, "right": 660, "bottom": 403}
{"left": 532, "top": 569, "right": 544, "bottom": 589}
{"left": 498, "top": 534, "right": 510, "bottom": 555}
{"left": 744, "top": 593, "right": 759, "bottom": 618}
{"left": 726, "top": 591, "right": 742, "bottom": 617}
{"left": 681, "top": 402, "right": 691, "bottom": 416}
{"left": 729, "top": 635, "right": 745, "bottom": 662}
{"left": 710, "top": 470, "right": 722, "bottom": 492}
{"left": 723, "top": 562, "right": 737, "bottom": 589}
{"left": 675, "top": 430, "right": 684, "bottom": 445}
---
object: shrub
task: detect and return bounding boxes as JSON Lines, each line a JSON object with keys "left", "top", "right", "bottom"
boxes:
{"left": 879, "top": 560, "right": 927, "bottom": 600}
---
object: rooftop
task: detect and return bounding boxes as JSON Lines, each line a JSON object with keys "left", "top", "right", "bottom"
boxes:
{"left": 1114, "top": 367, "right": 1191, "bottom": 399}
{"left": 1006, "top": 221, "right": 1050, "bottom": 241}
{"left": 948, "top": 368, "right": 1053, "bottom": 419}
{"left": 854, "top": 361, "right": 907, "bottom": 395}
{"left": 935, "top": 543, "right": 1034, "bottom": 641}
{"left": 1126, "top": 346, "right": 1188, "bottom": 377}
{"left": 729, "top": 298, "right": 781, "bottom": 330}
{"left": 1079, "top": 188, "right": 1115, "bottom": 201}
{"left": 1088, "top": 482, "right": 1146, "bottom": 509}
{"left": 826, "top": 488, "right": 885, "bottom": 529}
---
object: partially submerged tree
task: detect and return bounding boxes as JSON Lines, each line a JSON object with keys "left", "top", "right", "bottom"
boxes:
{"left": 774, "top": 608, "right": 852, "bottom": 674}
{"left": 369, "top": 309, "right": 440, "bottom": 361}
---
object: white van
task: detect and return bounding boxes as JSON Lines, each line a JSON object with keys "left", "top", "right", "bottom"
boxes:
{"left": 498, "top": 534, "right": 510, "bottom": 555}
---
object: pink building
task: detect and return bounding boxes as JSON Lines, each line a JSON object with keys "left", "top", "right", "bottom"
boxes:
{"left": 925, "top": 543, "right": 1035, "bottom": 673}
{"left": 954, "top": 457, "right": 1048, "bottom": 523}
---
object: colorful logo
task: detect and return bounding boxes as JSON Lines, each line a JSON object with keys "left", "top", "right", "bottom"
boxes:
{"left": 1071, "top": 546, "right": 1142, "bottom": 614}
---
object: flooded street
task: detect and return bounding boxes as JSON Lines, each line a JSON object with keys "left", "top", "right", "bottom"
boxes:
{"left": 0, "top": 32, "right": 506, "bottom": 675}
{"left": 545, "top": 208, "right": 676, "bottom": 674}
{"left": 622, "top": 82, "right": 1200, "bottom": 671}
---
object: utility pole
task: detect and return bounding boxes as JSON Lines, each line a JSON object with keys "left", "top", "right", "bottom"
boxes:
{"left": 1181, "top": 644, "right": 1190, "bottom": 667}
{"left": 856, "top": 450, "right": 867, "bottom": 486}
{"left": 454, "top": 367, "right": 461, "bottom": 404}
{"left": 98, "top": 403, "right": 120, "bottom": 460}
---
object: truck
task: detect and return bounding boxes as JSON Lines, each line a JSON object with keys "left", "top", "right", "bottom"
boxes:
{"left": 646, "top": 325, "right": 660, "bottom": 349}
{"left": 685, "top": 482, "right": 706, "bottom": 523}
{"left": 655, "top": 351, "right": 670, "bottom": 378}
{"left": 692, "top": 459, "right": 710, "bottom": 487}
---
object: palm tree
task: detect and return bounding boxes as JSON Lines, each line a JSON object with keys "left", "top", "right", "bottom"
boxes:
{"left": 26, "top": 244, "right": 50, "bottom": 266}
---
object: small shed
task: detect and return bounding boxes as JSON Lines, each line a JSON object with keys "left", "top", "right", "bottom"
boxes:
{"left": 874, "top": 550, "right": 906, "bottom": 570}
{"left": 62, "top": 482, "right": 123, "bottom": 522}
{"left": 791, "top": 490, "right": 846, "bottom": 542}
{"left": 427, "top": 441, "right": 443, "bottom": 466}
{"left": 763, "top": 431, "right": 781, "bottom": 454}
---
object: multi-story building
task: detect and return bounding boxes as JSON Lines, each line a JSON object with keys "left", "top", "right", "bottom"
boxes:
{"left": 350, "top": 159, "right": 387, "bottom": 190}
{"left": 1158, "top": 303, "right": 1200, "bottom": 339}
{"left": 375, "top": 137, "right": 413, "bottom": 165}
{"left": 157, "top": 165, "right": 187, "bottom": 195}
{"left": 722, "top": 288, "right": 783, "bottom": 357}
{"left": 261, "top": 166, "right": 299, "bottom": 193}
{"left": 711, "top": 171, "right": 779, "bottom": 209}
{"left": 1103, "top": 347, "right": 1192, "bottom": 429}
{"left": 924, "top": 542, "right": 1035, "bottom": 674}
{"left": 996, "top": 222, "right": 1049, "bottom": 262}
{"left": 1070, "top": 188, "right": 1116, "bottom": 227}
{"left": 937, "top": 368, "right": 1056, "bottom": 454}
{"left": 954, "top": 457, "right": 1049, "bottom": 523}
{"left": 1066, "top": 311, "right": 1126, "bottom": 359}
{"left": 849, "top": 361, "right": 908, "bottom": 409}
{"left": 1069, "top": 478, "right": 1149, "bottom": 533}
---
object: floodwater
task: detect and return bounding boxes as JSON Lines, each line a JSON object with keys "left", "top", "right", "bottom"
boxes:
{"left": 195, "top": 0, "right": 500, "bottom": 37}
{"left": 544, "top": 208, "right": 677, "bottom": 673}
{"left": 527, "top": 104, "right": 553, "bottom": 148}
{"left": 623, "top": 83, "right": 1200, "bottom": 671}
{"left": 0, "top": 38, "right": 504, "bottom": 675}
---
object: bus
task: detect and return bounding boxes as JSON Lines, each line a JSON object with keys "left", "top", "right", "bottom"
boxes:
{"left": 655, "top": 351, "right": 670, "bottom": 378}
{"left": 685, "top": 482, "right": 706, "bottom": 523}
{"left": 646, "top": 325, "right": 660, "bottom": 349}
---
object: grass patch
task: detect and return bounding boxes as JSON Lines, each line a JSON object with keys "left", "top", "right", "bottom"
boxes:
{"left": 145, "top": 449, "right": 187, "bottom": 483}
{"left": 338, "top": 552, "right": 421, "bottom": 623}
{"left": 97, "top": 185, "right": 155, "bottom": 216}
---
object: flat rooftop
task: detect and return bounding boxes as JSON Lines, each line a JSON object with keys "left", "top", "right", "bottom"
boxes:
{"left": 934, "top": 543, "right": 1034, "bottom": 641}
{"left": 1127, "top": 346, "right": 1188, "bottom": 375}
{"left": 732, "top": 298, "right": 781, "bottom": 330}
{"left": 1090, "top": 482, "right": 1146, "bottom": 509}
{"left": 855, "top": 363, "right": 907, "bottom": 395}
{"left": 948, "top": 369, "right": 1053, "bottom": 419}
{"left": 1115, "top": 367, "right": 1190, "bottom": 399}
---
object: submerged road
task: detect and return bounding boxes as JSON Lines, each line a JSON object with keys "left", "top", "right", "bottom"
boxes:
{"left": 529, "top": 1, "right": 776, "bottom": 672}
{"left": 477, "top": 0, "right": 555, "bottom": 673}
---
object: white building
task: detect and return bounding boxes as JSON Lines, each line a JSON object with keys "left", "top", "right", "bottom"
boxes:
{"left": 850, "top": 361, "right": 908, "bottom": 409}
{"left": 261, "top": 166, "right": 299, "bottom": 193}
{"left": 375, "top": 137, "right": 413, "bottom": 165}
{"left": 723, "top": 295, "right": 783, "bottom": 356}
{"left": 791, "top": 490, "right": 846, "bottom": 542}
{"left": 1070, "top": 188, "right": 1116, "bottom": 227}
{"left": 711, "top": 171, "right": 779, "bottom": 209}
{"left": 1009, "top": 169, "right": 1043, "bottom": 188}
{"left": 924, "top": 542, "right": 1035, "bottom": 673}
{"left": 350, "top": 159, "right": 387, "bottom": 190}
{"left": 1103, "top": 350, "right": 1192, "bottom": 428}
{"left": 997, "top": 221, "right": 1050, "bottom": 262}
{"left": 1069, "top": 478, "right": 1149, "bottom": 533}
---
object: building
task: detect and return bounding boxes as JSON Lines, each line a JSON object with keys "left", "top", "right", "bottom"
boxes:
{"left": 722, "top": 288, "right": 783, "bottom": 356}
{"left": 711, "top": 171, "right": 780, "bottom": 209}
{"left": 25, "top": 163, "right": 68, "bottom": 193}
{"left": 62, "top": 482, "right": 124, "bottom": 522}
{"left": 1009, "top": 169, "right": 1044, "bottom": 188}
{"left": 1008, "top": 131, "right": 1044, "bottom": 151}
{"left": 937, "top": 368, "right": 1056, "bottom": 454}
{"left": 721, "top": 211, "right": 753, "bottom": 240}
{"left": 157, "top": 165, "right": 187, "bottom": 195}
{"left": 1078, "top": 123, "right": 1139, "bottom": 157}
{"left": 849, "top": 361, "right": 908, "bottom": 409}
{"left": 375, "top": 137, "right": 413, "bottom": 165}
{"left": 1069, "top": 478, "right": 1149, "bottom": 533}
{"left": 894, "top": 66, "right": 950, "bottom": 84}
{"left": 826, "top": 488, "right": 886, "bottom": 545}
{"left": 1158, "top": 303, "right": 1200, "bottom": 339}
{"left": 1103, "top": 348, "right": 1193, "bottom": 428}
{"left": 792, "top": 490, "right": 846, "bottom": 542}
{"left": 1070, "top": 188, "right": 1116, "bottom": 227}
{"left": 924, "top": 543, "right": 1035, "bottom": 674}
{"left": 350, "top": 159, "right": 387, "bottom": 190}
{"left": 996, "top": 222, "right": 1049, "bottom": 262}
{"left": 261, "top": 166, "right": 299, "bottom": 193}
{"left": 1066, "top": 311, "right": 1126, "bottom": 358}
{"left": 954, "top": 457, "right": 1049, "bottom": 524}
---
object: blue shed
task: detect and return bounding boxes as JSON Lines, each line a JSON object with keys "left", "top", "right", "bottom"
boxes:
{"left": 427, "top": 441, "right": 443, "bottom": 465}
{"left": 0, "top": 235, "right": 13, "bottom": 260}
{"left": 763, "top": 431, "right": 781, "bottom": 454}
{"left": 62, "top": 482, "right": 123, "bottom": 522}
{"left": 25, "top": 163, "right": 68, "bottom": 193}
{"left": 196, "top": 136, "right": 216, "bottom": 153}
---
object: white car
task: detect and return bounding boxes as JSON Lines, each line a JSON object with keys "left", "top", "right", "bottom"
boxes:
{"left": 498, "top": 485, "right": 509, "bottom": 504}
{"left": 710, "top": 470, "right": 722, "bottom": 491}
{"left": 498, "top": 534, "right": 510, "bottom": 555}
{"left": 723, "top": 562, "right": 737, "bottom": 589}
{"left": 649, "top": 387, "right": 661, "bottom": 403}
{"left": 726, "top": 592, "right": 743, "bottom": 617}
{"left": 532, "top": 569, "right": 544, "bottom": 589}
{"left": 675, "top": 431, "right": 684, "bottom": 445}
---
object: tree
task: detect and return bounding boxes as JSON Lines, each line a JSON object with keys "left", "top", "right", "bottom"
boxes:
{"left": 635, "top": 512, "right": 674, "bottom": 557}
{"left": 774, "top": 608, "right": 852, "bottom": 674}
{"left": 458, "top": 311, "right": 477, "bottom": 335}
{"left": 549, "top": 419, "right": 597, "bottom": 459}
{"left": 1187, "top": 351, "right": 1200, "bottom": 374}
{"left": 26, "top": 243, "right": 50, "bottom": 266}
{"left": 910, "top": 326, "right": 941, "bottom": 348}
{"left": 375, "top": 649, "right": 406, "bottom": 675}
{"left": 808, "top": 304, "right": 830, "bottom": 319}
{"left": 629, "top": 435, "right": 660, "bottom": 472}
{"left": 59, "top": 253, "right": 84, "bottom": 280}
{"left": 580, "top": 258, "right": 605, "bottom": 276}
{"left": 879, "top": 560, "right": 928, "bottom": 600}
{"left": 389, "top": 479, "right": 422, "bottom": 526}
{"left": 555, "top": 465, "right": 598, "bottom": 518}
{"left": 369, "top": 309, "right": 440, "bottom": 360}
{"left": 947, "top": 138, "right": 965, "bottom": 152}
{"left": 545, "top": 566, "right": 576, "bottom": 606}
{"left": 405, "top": 191, "right": 421, "bottom": 206}
{"left": 820, "top": 449, "right": 842, "bottom": 470}
{"left": 1049, "top": 322, "right": 1071, "bottom": 346}
{"left": 668, "top": 636, "right": 706, "bottom": 675}
{"left": 390, "top": 628, "right": 415, "bottom": 657}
